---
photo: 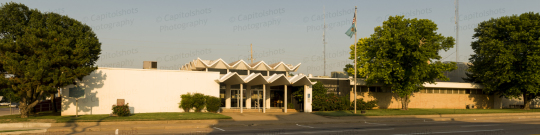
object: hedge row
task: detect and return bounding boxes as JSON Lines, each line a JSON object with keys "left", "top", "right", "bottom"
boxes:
{"left": 179, "top": 93, "right": 221, "bottom": 113}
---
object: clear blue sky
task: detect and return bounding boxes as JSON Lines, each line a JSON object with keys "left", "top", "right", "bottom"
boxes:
{"left": 5, "top": 0, "right": 540, "bottom": 76}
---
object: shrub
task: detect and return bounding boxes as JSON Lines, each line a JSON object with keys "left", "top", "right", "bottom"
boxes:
{"left": 112, "top": 103, "right": 130, "bottom": 116}
{"left": 287, "top": 103, "right": 294, "bottom": 109}
{"left": 353, "top": 99, "right": 378, "bottom": 110}
{"left": 180, "top": 93, "right": 193, "bottom": 112}
{"left": 206, "top": 96, "right": 221, "bottom": 113}
{"left": 313, "top": 93, "right": 350, "bottom": 111}
{"left": 338, "top": 95, "right": 351, "bottom": 111}
{"left": 192, "top": 93, "right": 206, "bottom": 112}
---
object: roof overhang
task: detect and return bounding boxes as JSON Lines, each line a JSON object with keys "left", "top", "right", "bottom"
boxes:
{"left": 217, "top": 72, "right": 313, "bottom": 86}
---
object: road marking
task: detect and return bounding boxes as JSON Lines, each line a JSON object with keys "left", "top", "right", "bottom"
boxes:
{"left": 282, "top": 128, "right": 394, "bottom": 134}
{"left": 212, "top": 127, "right": 225, "bottom": 131}
{"left": 392, "top": 129, "right": 504, "bottom": 135}
{"left": 364, "top": 120, "right": 387, "bottom": 125}
{"left": 423, "top": 120, "right": 449, "bottom": 123}
{"left": 461, "top": 124, "right": 499, "bottom": 127}
{"left": 296, "top": 124, "right": 315, "bottom": 128}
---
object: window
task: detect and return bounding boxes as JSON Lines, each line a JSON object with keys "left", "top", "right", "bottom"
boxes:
{"left": 219, "top": 84, "right": 226, "bottom": 107}
{"left": 471, "top": 89, "right": 478, "bottom": 94}
{"left": 465, "top": 89, "right": 471, "bottom": 94}
{"left": 420, "top": 89, "right": 426, "bottom": 93}
{"left": 358, "top": 86, "right": 368, "bottom": 93}
{"left": 230, "top": 70, "right": 248, "bottom": 75}
{"left": 208, "top": 68, "right": 227, "bottom": 74}
{"left": 460, "top": 90, "right": 465, "bottom": 94}
{"left": 369, "top": 87, "right": 376, "bottom": 92}
{"left": 251, "top": 70, "right": 268, "bottom": 76}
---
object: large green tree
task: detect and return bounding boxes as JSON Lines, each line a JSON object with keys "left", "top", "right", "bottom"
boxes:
{"left": 466, "top": 12, "right": 540, "bottom": 110}
{"left": 0, "top": 2, "right": 101, "bottom": 118}
{"left": 346, "top": 16, "right": 457, "bottom": 110}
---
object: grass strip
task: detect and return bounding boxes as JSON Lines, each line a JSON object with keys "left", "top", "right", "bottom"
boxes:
{"left": 314, "top": 109, "right": 540, "bottom": 116}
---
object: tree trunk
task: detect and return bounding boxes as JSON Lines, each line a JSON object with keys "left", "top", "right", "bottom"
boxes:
{"left": 19, "top": 102, "right": 29, "bottom": 118}
{"left": 50, "top": 94, "right": 57, "bottom": 113}
{"left": 19, "top": 91, "right": 44, "bottom": 118}
{"left": 523, "top": 92, "right": 531, "bottom": 110}
{"left": 401, "top": 95, "right": 409, "bottom": 110}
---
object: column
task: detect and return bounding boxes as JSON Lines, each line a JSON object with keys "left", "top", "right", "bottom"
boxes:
{"left": 227, "top": 69, "right": 229, "bottom": 73}
{"left": 267, "top": 71, "right": 270, "bottom": 76}
{"left": 248, "top": 70, "right": 250, "bottom": 75}
{"left": 240, "top": 84, "right": 243, "bottom": 113}
{"left": 304, "top": 85, "right": 313, "bottom": 112}
{"left": 263, "top": 84, "right": 266, "bottom": 113}
{"left": 266, "top": 85, "right": 271, "bottom": 109}
{"left": 246, "top": 85, "right": 251, "bottom": 109}
{"left": 205, "top": 68, "right": 208, "bottom": 72}
{"left": 225, "top": 84, "right": 231, "bottom": 109}
{"left": 284, "top": 85, "right": 287, "bottom": 113}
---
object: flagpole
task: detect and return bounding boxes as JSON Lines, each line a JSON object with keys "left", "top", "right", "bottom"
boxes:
{"left": 354, "top": 6, "right": 358, "bottom": 114}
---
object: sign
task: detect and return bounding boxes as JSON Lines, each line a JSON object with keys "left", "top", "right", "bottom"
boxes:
{"left": 69, "top": 86, "right": 85, "bottom": 98}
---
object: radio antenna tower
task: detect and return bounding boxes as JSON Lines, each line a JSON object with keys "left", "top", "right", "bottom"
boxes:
{"left": 323, "top": 6, "right": 327, "bottom": 76}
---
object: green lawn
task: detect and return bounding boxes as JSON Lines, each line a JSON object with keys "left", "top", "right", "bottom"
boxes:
{"left": 0, "top": 106, "right": 9, "bottom": 108}
{"left": 0, "top": 111, "right": 232, "bottom": 123}
{"left": 314, "top": 109, "right": 540, "bottom": 117}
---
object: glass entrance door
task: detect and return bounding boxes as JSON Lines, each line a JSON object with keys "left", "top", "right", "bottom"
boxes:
{"left": 231, "top": 89, "right": 246, "bottom": 108}
{"left": 251, "top": 90, "right": 263, "bottom": 109}
{"left": 231, "top": 90, "right": 239, "bottom": 108}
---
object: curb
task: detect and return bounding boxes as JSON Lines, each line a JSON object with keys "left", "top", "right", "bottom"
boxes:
{"left": 0, "top": 123, "right": 51, "bottom": 128}
{"left": 325, "top": 112, "right": 540, "bottom": 119}
{"left": 46, "top": 124, "right": 212, "bottom": 132}
{"left": 0, "top": 129, "right": 47, "bottom": 135}
{"left": 50, "top": 119, "right": 233, "bottom": 127}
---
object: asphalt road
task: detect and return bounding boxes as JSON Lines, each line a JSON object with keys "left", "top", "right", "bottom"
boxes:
{"left": 54, "top": 118, "right": 540, "bottom": 135}
{"left": 0, "top": 107, "right": 20, "bottom": 116}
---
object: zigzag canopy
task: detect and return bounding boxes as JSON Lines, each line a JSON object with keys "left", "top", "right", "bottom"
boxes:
{"left": 181, "top": 58, "right": 301, "bottom": 72}
{"left": 218, "top": 72, "right": 313, "bottom": 86}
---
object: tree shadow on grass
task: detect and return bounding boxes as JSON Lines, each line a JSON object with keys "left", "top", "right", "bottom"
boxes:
{"left": 62, "top": 115, "right": 110, "bottom": 135}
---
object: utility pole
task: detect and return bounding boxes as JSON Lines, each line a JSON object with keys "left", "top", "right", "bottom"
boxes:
{"left": 323, "top": 6, "right": 327, "bottom": 76}
{"left": 455, "top": 0, "right": 459, "bottom": 63}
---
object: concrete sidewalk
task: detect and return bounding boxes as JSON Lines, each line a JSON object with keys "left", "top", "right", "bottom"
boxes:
{"left": 4, "top": 112, "right": 540, "bottom": 134}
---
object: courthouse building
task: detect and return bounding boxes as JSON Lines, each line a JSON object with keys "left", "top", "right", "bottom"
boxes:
{"left": 309, "top": 62, "right": 539, "bottom": 109}
{"left": 60, "top": 59, "right": 538, "bottom": 116}
{"left": 61, "top": 58, "right": 313, "bottom": 116}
